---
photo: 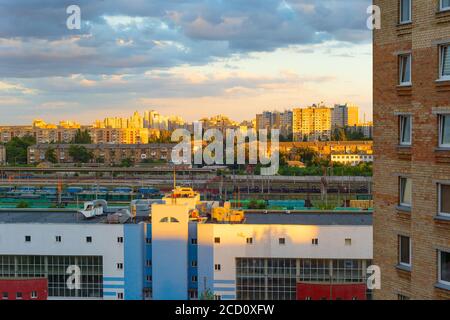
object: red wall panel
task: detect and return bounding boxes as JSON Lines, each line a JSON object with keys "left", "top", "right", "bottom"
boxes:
{"left": 296, "top": 282, "right": 367, "bottom": 300}
{"left": 0, "top": 278, "right": 48, "bottom": 300}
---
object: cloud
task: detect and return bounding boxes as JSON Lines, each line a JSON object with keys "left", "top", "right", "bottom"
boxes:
{"left": 0, "top": 0, "right": 372, "bottom": 78}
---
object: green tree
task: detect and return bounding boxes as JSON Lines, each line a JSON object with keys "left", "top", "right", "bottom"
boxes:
{"left": 296, "top": 147, "right": 319, "bottom": 166}
{"left": 45, "top": 147, "right": 58, "bottom": 163}
{"left": 120, "top": 158, "right": 134, "bottom": 167}
{"left": 16, "top": 201, "right": 30, "bottom": 208}
{"left": 68, "top": 145, "right": 93, "bottom": 163}
{"left": 5, "top": 135, "right": 36, "bottom": 165}
{"left": 332, "top": 128, "right": 348, "bottom": 141}
{"left": 72, "top": 129, "right": 92, "bottom": 144}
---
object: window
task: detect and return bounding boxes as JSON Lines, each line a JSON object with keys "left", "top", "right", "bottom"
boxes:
{"left": 399, "top": 115, "right": 412, "bottom": 145}
{"left": 2, "top": 292, "right": 8, "bottom": 300}
{"left": 439, "top": 184, "right": 450, "bottom": 217}
{"left": 31, "top": 291, "right": 37, "bottom": 299}
{"left": 279, "top": 238, "right": 286, "bottom": 245}
{"left": 0, "top": 254, "right": 103, "bottom": 298}
{"left": 345, "top": 238, "right": 352, "bottom": 246}
{"left": 399, "top": 0, "right": 411, "bottom": 23}
{"left": 399, "top": 177, "right": 412, "bottom": 207}
{"left": 441, "top": 0, "right": 450, "bottom": 12}
{"left": 311, "top": 238, "right": 319, "bottom": 245}
{"left": 117, "top": 292, "right": 124, "bottom": 300}
{"left": 398, "top": 294, "right": 410, "bottom": 300}
{"left": 440, "top": 44, "right": 450, "bottom": 80}
{"left": 246, "top": 237, "right": 253, "bottom": 244}
{"left": 146, "top": 275, "right": 152, "bottom": 282}
{"left": 25, "top": 236, "right": 31, "bottom": 242}
{"left": 146, "top": 260, "right": 152, "bottom": 267}
{"left": 86, "top": 236, "right": 92, "bottom": 243}
{"left": 146, "top": 238, "right": 152, "bottom": 244}
{"left": 214, "top": 237, "right": 221, "bottom": 244}
{"left": 191, "top": 260, "right": 197, "bottom": 267}
{"left": 159, "top": 216, "right": 179, "bottom": 223}
{"left": 438, "top": 250, "right": 450, "bottom": 285}
{"left": 439, "top": 114, "right": 450, "bottom": 147}
{"left": 215, "top": 264, "right": 221, "bottom": 271}
{"left": 398, "top": 235, "right": 411, "bottom": 267}
{"left": 399, "top": 54, "right": 412, "bottom": 85}
{"left": 214, "top": 295, "right": 222, "bottom": 300}
{"left": 55, "top": 236, "right": 62, "bottom": 243}
{"left": 117, "top": 263, "right": 123, "bottom": 270}
{"left": 192, "top": 276, "right": 198, "bottom": 282}
{"left": 189, "top": 290, "right": 198, "bottom": 299}
{"left": 117, "top": 237, "right": 123, "bottom": 243}
{"left": 16, "top": 292, "right": 23, "bottom": 300}
{"left": 191, "top": 238, "right": 197, "bottom": 245}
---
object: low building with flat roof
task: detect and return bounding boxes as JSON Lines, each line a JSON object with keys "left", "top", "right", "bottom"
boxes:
{"left": 0, "top": 191, "right": 373, "bottom": 301}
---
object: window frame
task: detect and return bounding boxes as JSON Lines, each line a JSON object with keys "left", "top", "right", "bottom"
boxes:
{"left": 398, "top": 235, "right": 412, "bottom": 267}
{"left": 399, "top": 115, "right": 412, "bottom": 146}
{"left": 440, "top": 0, "right": 450, "bottom": 12}
{"left": 399, "top": 0, "right": 412, "bottom": 24}
{"left": 438, "top": 250, "right": 450, "bottom": 286}
{"left": 439, "top": 114, "right": 450, "bottom": 148}
{"left": 399, "top": 177, "right": 412, "bottom": 207}
{"left": 399, "top": 53, "right": 412, "bottom": 86}
{"left": 438, "top": 184, "right": 450, "bottom": 217}
{"left": 439, "top": 44, "right": 450, "bottom": 81}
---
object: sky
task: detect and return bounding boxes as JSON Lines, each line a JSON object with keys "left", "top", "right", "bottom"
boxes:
{"left": 0, "top": 0, "right": 373, "bottom": 125}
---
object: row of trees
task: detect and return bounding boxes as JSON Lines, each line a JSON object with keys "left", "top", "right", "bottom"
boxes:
{"left": 3, "top": 136, "right": 36, "bottom": 165}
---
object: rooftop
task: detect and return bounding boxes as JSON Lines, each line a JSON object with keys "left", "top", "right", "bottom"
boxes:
{"left": 0, "top": 209, "right": 135, "bottom": 224}
{"left": 0, "top": 209, "right": 372, "bottom": 226}
{"left": 213, "top": 211, "right": 372, "bottom": 226}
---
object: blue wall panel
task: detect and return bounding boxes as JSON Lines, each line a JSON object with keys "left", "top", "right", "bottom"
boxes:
{"left": 124, "top": 224, "right": 145, "bottom": 300}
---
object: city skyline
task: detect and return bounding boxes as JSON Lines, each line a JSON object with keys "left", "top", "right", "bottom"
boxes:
{"left": 0, "top": 103, "right": 371, "bottom": 127}
{"left": 0, "top": 0, "right": 372, "bottom": 124}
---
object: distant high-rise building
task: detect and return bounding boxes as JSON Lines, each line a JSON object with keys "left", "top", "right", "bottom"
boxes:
{"left": 332, "top": 103, "right": 360, "bottom": 129}
{"left": 292, "top": 104, "right": 332, "bottom": 141}
{"left": 255, "top": 110, "right": 292, "bottom": 138}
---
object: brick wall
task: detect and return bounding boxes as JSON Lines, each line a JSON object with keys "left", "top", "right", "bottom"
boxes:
{"left": 373, "top": 0, "right": 450, "bottom": 299}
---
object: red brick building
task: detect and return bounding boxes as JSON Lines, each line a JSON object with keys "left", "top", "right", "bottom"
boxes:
{"left": 373, "top": 0, "right": 450, "bottom": 299}
{"left": 0, "top": 278, "right": 48, "bottom": 300}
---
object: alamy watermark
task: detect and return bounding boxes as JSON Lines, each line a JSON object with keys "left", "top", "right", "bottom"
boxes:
{"left": 65, "top": 4, "right": 381, "bottom": 31}
{"left": 171, "top": 122, "right": 280, "bottom": 176}
{"left": 66, "top": 5, "right": 81, "bottom": 30}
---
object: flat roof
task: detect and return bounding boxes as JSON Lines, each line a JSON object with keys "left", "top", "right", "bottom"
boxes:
{"left": 0, "top": 210, "right": 372, "bottom": 226}
{"left": 239, "top": 212, "right": 372, "bottom": 226}
{"left": 0, "top": 209, "right": 134, "bottom": 224}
